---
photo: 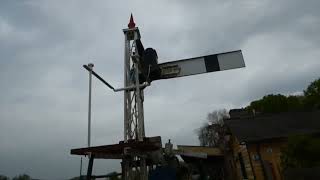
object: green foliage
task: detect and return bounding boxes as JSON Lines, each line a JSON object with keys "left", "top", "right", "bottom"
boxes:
{"left": 304, "top": 78, "right": 320, "bottom": 109}
{"left": 0, "top": 175, "right": 10, "bottom": 180}
{"left": 248, "top": 94, "right": 290, "bottom": 113}
{"left": 287, "top": 95, "right": 304, "bottom": 111}
{"left": 12, "top": 174, "right": 31, "bottom": 180}
{"left": 247, "top": 78, "right": 320, "bottom": 113}
{"left": 281, "top": 135, "right": 320, "bottom": 170}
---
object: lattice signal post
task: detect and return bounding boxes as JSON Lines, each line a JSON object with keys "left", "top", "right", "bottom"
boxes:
{"left": 71, "top": 15, "right": 245, "bottom": 180}
{"left": 122, "top": 14, "right": 148, "bottom": 180}
{"left": 123, "top": 15, "right": 146, "bottom": 143}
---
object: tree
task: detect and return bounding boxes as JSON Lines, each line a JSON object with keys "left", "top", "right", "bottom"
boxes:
{"left": 287, "top": 95, "right": 304, "bottom": 111}
{"left": 197, "top": 109, "right": 229, "bottom": 147}
{"left": 246, "top": 78, "right": 320, "bottom": 113}
{"left": 281, "top": 135, "right": 320, "bottom": 171}
{"left": 247, "top": 94, "right": 289, "bottom": 113}
{"left": 207, "top": 109, "right": 229, "bottom": 125}
{"left": 0, "top": 175, "right": 9, "bottom": 180}
{"left": 303, "top": 78, "right": 320, "bottom": 109}
{"left": 12, "top": 174, "right": 31, "bottom": 180}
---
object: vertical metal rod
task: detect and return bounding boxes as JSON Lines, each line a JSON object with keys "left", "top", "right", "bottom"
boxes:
{"left": 123, "top": 31, "right": 132, "bottom": 180}
{"left": 123, "top": 157, "right": 131, "bottom": 180}
{"left": 141, "top": 90, "right": 145, "bottom": 137}
{"left": 88, "top": 63, "right": 94, "bottom": 147}
{"left": 134, "top": 61, "right": 143, "bottom": 141}
{"left": 140, "top": 156, "right": 147, "bottom": 180}
{"left": 124, "top": 35, "right": 129, "bottom": 142}
{"left": 86, "top": 155, "right": 95, "bottom": 180}
{"left": 80, "top": 157, "right": 83, "bottom": 180}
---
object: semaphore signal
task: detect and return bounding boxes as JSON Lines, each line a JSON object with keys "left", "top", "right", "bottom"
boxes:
{"left": 71, "top": 14, "right": 245, "bottom": 180}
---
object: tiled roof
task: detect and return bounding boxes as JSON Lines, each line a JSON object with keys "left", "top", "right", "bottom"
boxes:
{"left": 225, "top": 110, "right": 320, "bottom": 143}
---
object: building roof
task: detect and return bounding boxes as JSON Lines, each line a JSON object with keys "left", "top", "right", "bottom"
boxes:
{"left": 225, "top": 110, "right": 320, "bottom": 143}
{"left": 177, "top": 145, "right": 223, "bottom": 157}
{"left": 176, "top": 145, "right": 224, "bottom": 165}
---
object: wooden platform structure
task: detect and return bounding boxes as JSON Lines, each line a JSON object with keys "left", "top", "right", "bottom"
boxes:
{"left": 70, "top": 136, "right": 162, "bottom": 179}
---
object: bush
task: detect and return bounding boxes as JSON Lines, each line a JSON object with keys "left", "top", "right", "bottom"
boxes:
{"left": 0, "top": 175, "right": 10, "bottom": 180}
{"left": 304, "top": 78, "right": 320, "bottom": 109}
{"left": 281, "top": 135, "right": 320, "bottom": 170}
{"left": 12, "top": 174, "right": 31, "bottom": 180}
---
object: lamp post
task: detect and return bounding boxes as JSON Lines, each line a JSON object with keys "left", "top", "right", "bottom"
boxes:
{"left": 87, "top": 63, "right": 94, "bottom": 147}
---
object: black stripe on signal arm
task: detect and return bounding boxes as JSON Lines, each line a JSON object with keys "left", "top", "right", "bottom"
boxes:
{"left": 204, "top": 55, "right": 220, "bottom": 72}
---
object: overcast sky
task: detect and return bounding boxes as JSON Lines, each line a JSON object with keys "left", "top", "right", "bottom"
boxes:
{"left": 1, "top": 0, "right": 319, "bottom": 179}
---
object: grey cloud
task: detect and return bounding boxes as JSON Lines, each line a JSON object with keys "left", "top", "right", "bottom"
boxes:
{"left": 1, "top": 0, "right": 320, "bottom": 179}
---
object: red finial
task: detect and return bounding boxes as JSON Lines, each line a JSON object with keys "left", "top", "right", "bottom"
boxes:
{"left": 128, "top": 13, "right": 136, "bottom": 29}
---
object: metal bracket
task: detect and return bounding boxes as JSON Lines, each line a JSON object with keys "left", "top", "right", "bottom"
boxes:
{"left": 83, "top": 64, "right": 150, "bottom": 92}
{"left": 114, "top": 82, "right": 150, "bottom": 92}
